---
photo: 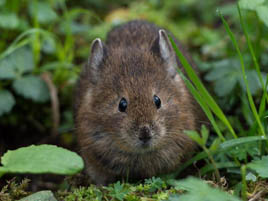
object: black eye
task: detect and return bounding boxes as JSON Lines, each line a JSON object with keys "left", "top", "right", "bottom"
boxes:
{"left": 119, "top": 98, "right": 128, "bottom": 112}
{"left": 153, "top": 95, "right": 161, "bottom": 109}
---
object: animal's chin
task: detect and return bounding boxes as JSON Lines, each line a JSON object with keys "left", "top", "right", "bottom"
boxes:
{"left": 133, "top": 140, "right": 158, "bottom": 153}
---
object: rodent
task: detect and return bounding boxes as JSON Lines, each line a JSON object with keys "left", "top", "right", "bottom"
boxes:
{"left": 74, "top": 20, "right": 204, "bottom": 185}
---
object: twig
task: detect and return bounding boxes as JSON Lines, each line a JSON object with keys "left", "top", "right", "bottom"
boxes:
{"left": 249, "top": 190, "right": 265, "bottom": 201}
{"left": 41, "top": 72, "right": 60, "bottom": 137}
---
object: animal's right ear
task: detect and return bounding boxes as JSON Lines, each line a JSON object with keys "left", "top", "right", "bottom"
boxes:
{"left": 88, "top": 38, "right": 104, "bottom": 72}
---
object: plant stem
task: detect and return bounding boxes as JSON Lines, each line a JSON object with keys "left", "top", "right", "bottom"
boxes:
{"left": 203, "top": 146, "right": 221, "bottom": 183}
{"left": 241, "top": 165, "right": 247, "bottom": 201}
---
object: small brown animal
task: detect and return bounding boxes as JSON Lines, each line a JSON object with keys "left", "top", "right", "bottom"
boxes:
{"left": 74, "top": 20, "right": 203, "bottom": 185}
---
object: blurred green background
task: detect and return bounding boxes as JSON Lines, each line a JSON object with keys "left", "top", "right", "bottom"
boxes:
{"left": 0, "top": 0, "right": 267, "bottom": 154}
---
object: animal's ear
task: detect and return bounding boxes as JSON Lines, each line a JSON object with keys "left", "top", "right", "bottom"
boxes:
{"left": 86, "top": 38, "right": 105, "bottom": 83}
{"left": 151, "top": 29, "right": 178, "bottom": 78}
{"left": 88, "top": 38, "right": 104, "bottom": 70}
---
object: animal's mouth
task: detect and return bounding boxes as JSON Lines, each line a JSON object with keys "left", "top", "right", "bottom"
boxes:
{"left": 140, "top": 141, "right": 151, "bottom": 148}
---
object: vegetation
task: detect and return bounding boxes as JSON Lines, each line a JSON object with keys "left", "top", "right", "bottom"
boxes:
{"left": 0, "top": 145, "right": 84, "bottom": 178}
{"left": 0, "top": 0, "right": 268, "bottom": 200}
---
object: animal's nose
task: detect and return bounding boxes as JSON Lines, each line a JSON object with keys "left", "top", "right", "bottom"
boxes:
{"left": 139, "top": 126, "right": 152, "bottom": 143}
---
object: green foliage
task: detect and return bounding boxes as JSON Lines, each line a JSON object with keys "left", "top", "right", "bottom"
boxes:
{"left": 239, "top": 0, "right": 268, "bottom": 27}
{"left": 12, "top": 75, "right": 49, "bottom": 102}
{"left": 248, "top": 156, "right": 268, "bottom": 178}
{"left": 204, "top": 59, "right": 265, "bottom": 97}
{"left": 19, "top": 191, "right": 57, "bottom": 201}
{"left": 28, "top": 2, "right": 58, "bottom": 25}
{"left": 0, "top": 46, "right": 34, "bottom": 79}
{"left": 0, "top": 90, "right": 15, "bottom": 116}
{"left": 0, "top": 145, "right": 84, "bottom": 177}
{"left": 105, "top": 182, "right": 131, "bottom": 201}
{"left": 169, "top": 4, "right": 268, "bottom": 199}
{"left": 60, "top": 177, "right": 172, "bottom": 201}
{"left": 0, "top": 179, "right": 30, "bottom": 201}
{"left": 168, "top": 177, "right": 241, "bottom": 201}
{"left": 0, "top": 13, "right": 20, "bottom": 30}
{"left": 144, "top": 177, "right": 166, "bottom": 193}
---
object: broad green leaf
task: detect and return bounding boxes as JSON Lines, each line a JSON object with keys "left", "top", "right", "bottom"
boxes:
{"left": 205, "top": 60, "right": 240, "bottom": 81}
{"left": 42, "top": 36, "right": 56, "bottom": 54}
{"left": 0, "top": 59, "right": 16, "bottom": 79}
{"left": 168, "top": 177, "right": 241, "bottom": 201}
{"left": 29, "top": 2, "right": 58, "bottom": 24}
{"left": 19, "top": 191, "right": 57, "bottom": 201}
{"left": 239, "top": 0, "right": 264, "bottom": 10}
{"left": 214, "top": 76, "right": 237, "bottom": 97}
{"left": 0, "top": 13, "right": 19, "bottom": 29}
{"left": 0, "top": 0, "right": 5, "bottom": 6}
{"left": 0, "top": 144, "right": 84, "bottom": 177}
{"left": 12, "top": 75, "right": 50, "bottom": 102}
{"left": 256, "top": 5, "right": 268, "bottom": 27}
{"left": 248, "top": 156, "right": 268, "bottom": 178}
{"left": 0, "top": 46, "right": 34, "bottom": 79}
{"left": 0, "top": 90, "right": 15, "bottom": 116}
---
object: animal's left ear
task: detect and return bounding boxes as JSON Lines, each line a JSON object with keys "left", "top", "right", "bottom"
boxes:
{"left": 151, "top": 29, "right": 178, "bottom": 78}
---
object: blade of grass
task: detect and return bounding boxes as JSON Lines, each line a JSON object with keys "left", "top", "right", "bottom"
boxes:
{"left": 219, "top": 10, "right": 265, "bottom": 136}
{"left": 258, "top": 74, "right": 268, "bottom": 117}
{"left": 200, "top": 162, "right": 238, "bottom": 176}
{"left": 0, "top": 28, "right": 55, "bottom": 60}
{"left": 237, "top": 5, "right": 266, "bottom": 94}
{"left": 169, "top": 37, "right": 237, "bottom": 139}
{"left": 177, "top": 71, "right": 225, "bottom": 141}
{"left": 237, "top": 5, "right": 268, "bottom": 115}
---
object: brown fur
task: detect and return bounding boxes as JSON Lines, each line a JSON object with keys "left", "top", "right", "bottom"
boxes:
{"left": 74, "top": 20, "right": 204, "bottom": 185}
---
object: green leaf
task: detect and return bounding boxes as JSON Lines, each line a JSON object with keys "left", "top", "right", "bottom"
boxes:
{"left": 205, "top": 60, "right": 240, "bottom": 81}
{"left": 0, "top": 59, "right": 16, "bottom": 79}
{"left": 106, "top": 182, "right": 130, "bottom": 201}
{"left": 214, "top": 76, "right": 237, "bottom": 97}
{"left": 0, "top": 46, "right": 34, "bottom": 79}
{"left": 0, "top": 0, "right": 5, "bottom": 6}
{"left": 248, "top": 156, "right": 268, "bottom": 178}
{"left": 256, "top": 5, "right": 268, "bottom": 27}
{"left": 219, "top": 136, "right": 267, "bottom": 150}
{"left": 246, "top": 172, "right": 257, "bottom": 182}
{"left": 144, "top": 177, "right": 165, "bottom": 192}
{"left": 201, "top": 125, "right": 209, "bottom": 145}
{"left": 168, "top": 177, "right": 241, "bottom": 201}
{"left": 29, "top": 2, "right": 58, "bottom": 24}
{"left": 0, "top": 13, "right": 19, "bottom": 29}
{"left": 19, "top": 191, "right": 57, "bottom": 201}
{"left": 0, "top": 144, "right": 84, "bottom": 177}
{"left": 12, "top": 75, "right": 50, "bottom": 102}
{"left": 184, "top": 130, "right": 203, "bottom": 146}
{"left": 239, "top": 0, "right": 265, "bottom": 10}
{"left": 0, "top": 90, "right": 15, "bottom": 116}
